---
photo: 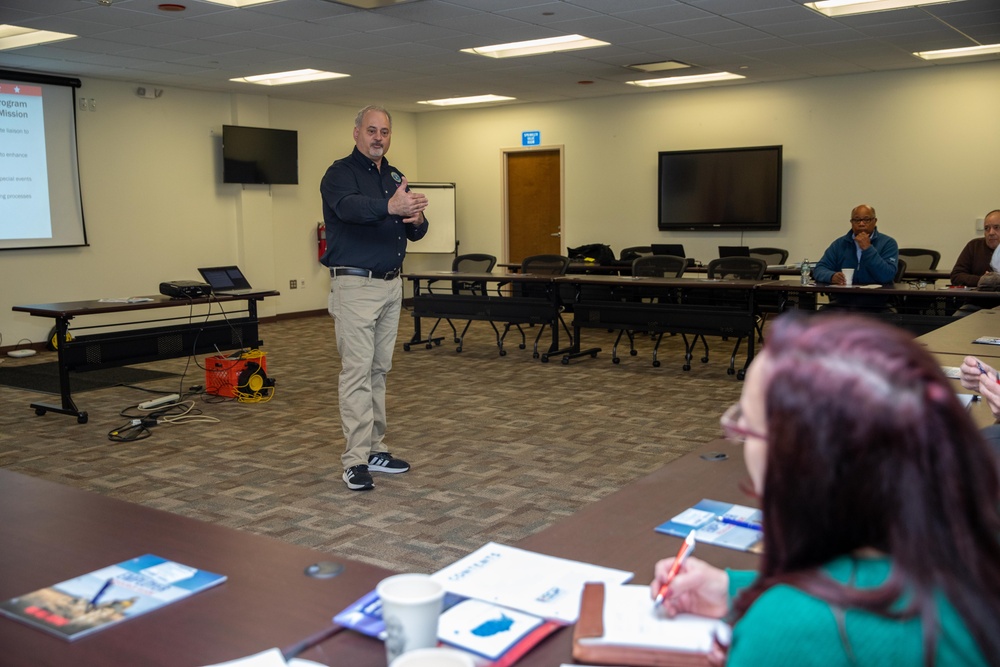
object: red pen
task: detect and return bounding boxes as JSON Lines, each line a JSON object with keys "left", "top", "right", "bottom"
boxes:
{"left": 654, "top": 530, "right": 697, "bottom": 606}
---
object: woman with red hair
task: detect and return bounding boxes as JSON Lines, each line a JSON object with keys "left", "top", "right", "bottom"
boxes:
{"left": 653, "top": 314, "right": 1000, "bottom": 666}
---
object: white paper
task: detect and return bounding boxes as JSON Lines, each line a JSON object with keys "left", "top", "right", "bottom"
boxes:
{"left": 576, "top": 585, "right": 718, "bottom": 653}
{"left": 431, "top": 542, "right": 632, "bottom": 624}
{"left": 200, "top": 648, "right": 287, "bottom": 667}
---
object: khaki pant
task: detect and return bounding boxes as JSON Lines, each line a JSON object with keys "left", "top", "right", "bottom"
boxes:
{"left": 328, "top": 275, "right": 402, "bottom": 469}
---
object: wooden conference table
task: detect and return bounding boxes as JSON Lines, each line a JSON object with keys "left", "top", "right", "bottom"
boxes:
{"left": 0, "top": 468, "right": 390, "bottom": 667}
{"left": 11, "top": 291, "right": 278, "bottom": 423}
{"left": 1, "top": 438, "right": 756, "bottom": 666}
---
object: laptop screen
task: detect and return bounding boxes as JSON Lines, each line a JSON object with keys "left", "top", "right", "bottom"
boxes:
{"left": 651, "top": 243, "right": 685, "bottom": 257}
{"left": 718, "top": 246, "right": 751, "bottom": 258}
{"left": 198, "top": 266, "right": 252, "bottom": 291}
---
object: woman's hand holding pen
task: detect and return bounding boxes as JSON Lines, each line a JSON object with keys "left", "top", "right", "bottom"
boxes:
{"left": 650, "top": 556, "right": 729, "bottom": 620}
{"left": 960, "top": 356, "right": 989, "bottom": 391}
{"left": 962, "top": 356, "right": 1000, "bottom": 419}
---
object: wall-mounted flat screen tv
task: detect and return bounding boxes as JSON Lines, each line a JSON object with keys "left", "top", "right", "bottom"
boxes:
{"left": 222, "top": 125, "right": 298, "bottom": 185}
{"left": 658, "top": 145, "right": 782, "bottom": 232}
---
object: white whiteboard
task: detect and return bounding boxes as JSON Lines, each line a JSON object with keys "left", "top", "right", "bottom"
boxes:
{"left": 408, "top": 182, "right": 456, "bottom": 254}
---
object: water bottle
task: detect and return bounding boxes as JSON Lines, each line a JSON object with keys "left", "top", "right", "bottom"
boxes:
{"left": 800, "top": 259, "right": 810, "bottom": 285}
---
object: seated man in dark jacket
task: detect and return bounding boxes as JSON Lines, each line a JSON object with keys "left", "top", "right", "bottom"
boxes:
{"left": 812, "top": 204, "right": 899, "bottom": 310}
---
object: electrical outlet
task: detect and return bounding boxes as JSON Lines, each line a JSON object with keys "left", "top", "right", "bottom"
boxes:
{"left": 289, "top": 279, "right": 297, "bottom": 289}
{"left": 78, "top": 97, "right": 87, "bottom": 111}
{"left": 88, "top": 98, "right": 96, "bottom": 111}
{"left": 299, "top": 278, "right": 306, "bottom": 288}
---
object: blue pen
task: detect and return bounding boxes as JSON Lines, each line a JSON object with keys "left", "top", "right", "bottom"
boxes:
{"left": 977, "top": 361, "right": 1000, "bottom": 384}
{"left": 718, "top": 515, "right": 763, "bottom": 531}
{"left": 88, "top": 579, "right": 113, "bottom": 610}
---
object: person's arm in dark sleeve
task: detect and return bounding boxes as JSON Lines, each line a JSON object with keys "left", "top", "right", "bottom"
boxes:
{"left": 861, "top": 236, "right": 898, "bottom": 283}
{"left": 812, "top": 242, "right": 840, "bottom": 284}
{"left": 320, "top": 164, "right": 390, "bottom": 225}
{"left": 951, "top": 242, "right": 982, "bottom": 287}
{"left": 406, "top": 213, "right": 428, "bottom": 241}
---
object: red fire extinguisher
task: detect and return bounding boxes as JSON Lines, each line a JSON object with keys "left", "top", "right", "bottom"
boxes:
{"left": 317, "top": 222, "right": 326, "bottom": 262}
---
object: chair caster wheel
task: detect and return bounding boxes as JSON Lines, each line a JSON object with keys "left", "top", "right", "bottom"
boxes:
{"left": 737, "top": 370, "right": 746, "bottom": 380}
{"left": 653, "top": 360, "right": 661, "bottom": 368}
{"left": 612, "top": 357, "right": 620, "bottom": 364}
{"left": 35, "top": 408, "right": 46, "bottom": 416}
{"left": 499, "top": 349, "right": 507, "bottom": 356}
{"left": 683, "top": 364, "right": 691, "bottom": 371}
{"left": 453, "top": 337, "right": 461, "bottom": 344}
{"left": 403, "top": 344, "right": 411, "bottom": 351}
{"left": 78, "top": 413, "right": 89, "bottom": 424}
{"left": 541, "top": 355, "right": 549, "bottom": 363}
{"left": 426, "top": 343, "right": 433, "bottom": 349}
{"left": 456, "top": 347, "right": 463, "bottom": 353}
{"left": 630, "top": 350, "right": 637, "bottom": 356}
{"left": 532, "top": 352, "right": 539, "bottom": 358}
{"left": 590, "top": 351, "right": 597, "bottom": 358}
{"left": 561, "top": 357, "right": 570, "bottom": 365}
{"left": 519, "top": 344, "right": 526, "bottom": 350}
{"left": 727, "top": 368, "right": 735, "bottom": 375}
{"left": 701, "top": 356, "right": 709, "bottom": 363}
{"left": 434, "top": 340, "right": 442, "bottom": 346}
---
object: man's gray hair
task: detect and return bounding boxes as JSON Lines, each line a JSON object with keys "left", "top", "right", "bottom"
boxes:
{"left": 355, "top": 105, "right": 392, "bottom": 129}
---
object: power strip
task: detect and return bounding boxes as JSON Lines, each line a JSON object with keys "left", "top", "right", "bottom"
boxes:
{"left": 139, "top": 394, "right": 180, "bottom": 410}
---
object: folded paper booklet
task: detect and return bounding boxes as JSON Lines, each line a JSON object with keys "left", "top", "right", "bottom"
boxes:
{"left": 333, "top": 590, "right": 559, "bottom": 667}
{"left": 655, "top": 499, "right": 763, "bottom": 553}
{"left": 973, "top": 336, "right": 1000, "bottom": 346}
{"left": 573, "top": 583, "right": 720, "bottom": 667}
{"left": 0, "top": 554, "right": 225, "bottom": 641}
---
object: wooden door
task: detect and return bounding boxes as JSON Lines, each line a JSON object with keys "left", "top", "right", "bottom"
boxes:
{"left": 505, "top": 149, "right": 562, "bottom": 263}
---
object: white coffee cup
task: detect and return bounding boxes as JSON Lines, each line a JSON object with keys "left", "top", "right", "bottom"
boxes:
{"left": 389, "top": 647, "right": 475, "bottom": 667}
{"left": 842, "top": 267, "right": 855, "bottom": 286}
{"left": 377, "top": 574, "right": 445, "bottom": 664}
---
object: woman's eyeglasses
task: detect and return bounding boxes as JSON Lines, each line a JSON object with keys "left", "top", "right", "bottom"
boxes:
{"left": 719, "top": 403, "right": 766, "bottom": 443}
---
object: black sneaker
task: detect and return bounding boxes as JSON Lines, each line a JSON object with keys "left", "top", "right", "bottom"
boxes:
{"left": 343, "top": 464, "right": 374, "bottom": 490}
{"left": 367, "top": 452, "right": 410, "bottom": 474}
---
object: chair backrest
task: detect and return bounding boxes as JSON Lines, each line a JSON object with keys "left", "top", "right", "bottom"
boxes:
{"left": 632, "top": 254, "right": 686, "bottom": 278}
{"left": 707, "top": 256, "right": 767, "bottom": 280}
{"left": 521, "top": 254, "right": 570, "bottom": 276}
{"left": 897, "top": 248, "right": 940, "bottom": 271}
{"left": 620, "top": 246, "right": 653, "bottom": 261}
{"left": 748, "top": 247, "right": 789, "bottom": 265}
{"left": 894, "top": 257, "right": 907, "bottom": 283}
{"left": 452, "top": 253, "right": 497, "bottom": 295}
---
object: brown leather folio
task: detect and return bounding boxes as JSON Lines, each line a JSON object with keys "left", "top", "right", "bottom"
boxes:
{"left": 572, "top": 582, "right": 711, "bottom": 667}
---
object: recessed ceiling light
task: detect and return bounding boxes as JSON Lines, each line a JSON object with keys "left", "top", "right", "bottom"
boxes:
{"left": 0, "top": 25, "right": 77, "bottom": 50}
{"left": 804, "top": 0, "right": 962, "bottom": 17}
{"left": 914, "top": 43, "right": 1000, "bottom": 60}
{"left": 626, "top": 72, "right": 745, "bottom": 87}
{"left": 158, "top": 3, "right": 186, "bottom": 10}
{"left": 321, "top": 0, "right": 420, "bottom": 7}
{"left": 230, "top": 69, "right": 349, "bottom": 85}
{"left": 200, "top": 0, "right": 282, "bottom": 7}
{"left": 461, "top": 35, "right": 610, "bottom": 59}
{"left": 627, "top": 61, "right": 690, "bottom": 73}
{"left": 417, "top": 94, "right": 515, "bottom": 107}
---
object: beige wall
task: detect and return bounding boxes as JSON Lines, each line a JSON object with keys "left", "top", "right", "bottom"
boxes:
{"left": 414, "top": 59, "right": 1000, "bottom": 268}
{"left": 2, "top": 60, "right": 998, "bottom": 344}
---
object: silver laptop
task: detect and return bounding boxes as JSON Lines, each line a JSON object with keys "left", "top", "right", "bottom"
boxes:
{"left": 198, "top": 265, "right": 257, "bottom": 296}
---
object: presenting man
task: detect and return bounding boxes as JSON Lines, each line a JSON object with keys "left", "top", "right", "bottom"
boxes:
{"left": 812, "top": 204, "right": 898, "bottom": 310}
{"left": 951, "top": 209, "right": 1000, "bottom": 287}
{"left": 320, "top": 105, "right": 428, "bottom": 491}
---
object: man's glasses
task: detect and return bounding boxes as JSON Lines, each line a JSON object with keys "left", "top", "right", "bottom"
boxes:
{"left": 719, "top": 403, "right": 766, "bottom": 443}
{"left": 850, "top": 217, "right": 875, "bottom": 223}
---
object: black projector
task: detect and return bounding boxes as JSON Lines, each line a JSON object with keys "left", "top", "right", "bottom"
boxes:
{"left": 160, "top": 280, "right": 211, "bottom": 298}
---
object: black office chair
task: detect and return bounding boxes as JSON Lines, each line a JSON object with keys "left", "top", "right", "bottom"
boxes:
{"left": 612, "top": 255, "right": 687, "bottom": 365}
{"left": 747, "top": 248, "right": 789, "bottom": 340}
{"left": 688, "top": 257, "right": 767, "bottom": 378}
{"left": 898, "top": 248, "right": 940, "bottom": 271}
{"left": 424, "top": 253, "right": 497, "bottom": 353}
{"left": 501, "top": 254, "right": 571, "bottom": 357}
{"left": 894, "top": 257, "right": 908, "bottom": 283}
{"left": 748, "top": 247, "right": 789, "bottom": 266}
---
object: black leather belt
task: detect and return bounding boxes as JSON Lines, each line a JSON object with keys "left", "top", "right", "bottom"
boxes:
{"left": 331, "top": 267, "right": 400, "bottom": 280}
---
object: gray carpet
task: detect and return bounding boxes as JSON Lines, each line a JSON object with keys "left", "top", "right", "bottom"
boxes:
{"left": 0, "top": 314, "right": 746, "bottom": 573}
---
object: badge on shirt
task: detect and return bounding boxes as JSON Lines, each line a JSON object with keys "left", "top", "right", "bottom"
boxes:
{"left": 391, "top": 171, "right": 402, "bottom": 184}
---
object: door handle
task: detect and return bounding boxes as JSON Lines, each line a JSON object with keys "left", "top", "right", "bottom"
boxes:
{"left": 550, "top": 232, "right": 561, "bottom": 237}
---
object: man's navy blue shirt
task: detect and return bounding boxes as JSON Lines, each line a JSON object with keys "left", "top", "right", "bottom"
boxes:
{"left": 320, "top": 146, "right": 428, "bottom": 274}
